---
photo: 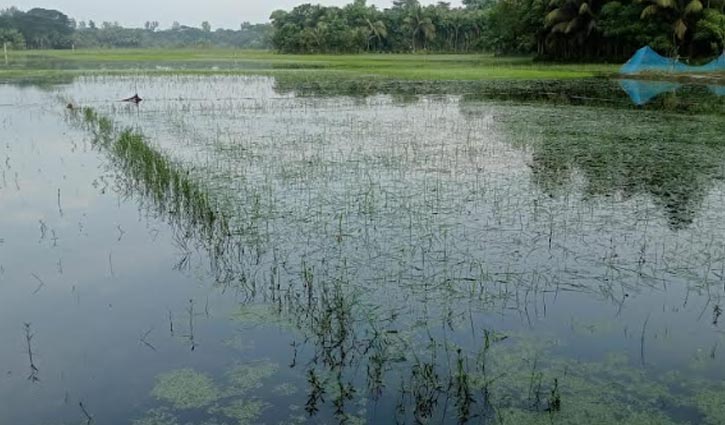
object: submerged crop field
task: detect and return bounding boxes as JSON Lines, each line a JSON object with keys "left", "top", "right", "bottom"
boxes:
{"left": 0, "top": 60, "right": 724, "bottom": 425}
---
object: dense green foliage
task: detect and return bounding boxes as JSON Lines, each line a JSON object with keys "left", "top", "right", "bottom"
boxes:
{"left": 0, "top": 7, "right": 271, "bottom": 49}
{"left": 270, "top": 0, "right": 725, "bottom": 59}
{"left": 0, "top": 7, "right": 73, "bottom": 49}
{"left": 72, "top": 21, "right": 271, "bottom": 49}
{"left": 1, "top": 1, "right": 722, "bottom": 60}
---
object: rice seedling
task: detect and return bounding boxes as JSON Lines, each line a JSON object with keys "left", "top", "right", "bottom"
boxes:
{"left": 23, "top": 323, "right": 39, "bottom": 383}
{"left": 79, "top": 401, "right": 94, "bottom": 425}
{"left": 3, "top": 72, "right": 723, "bottom": 424}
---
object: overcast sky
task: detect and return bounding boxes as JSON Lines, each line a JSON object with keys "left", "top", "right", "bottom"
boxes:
{"left": 10, "top": 0, "right": 463, "bottom": 29}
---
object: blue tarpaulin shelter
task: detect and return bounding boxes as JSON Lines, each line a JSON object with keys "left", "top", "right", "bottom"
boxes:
{"left": 621, "top": 46, "right": 725, "bottom": 74}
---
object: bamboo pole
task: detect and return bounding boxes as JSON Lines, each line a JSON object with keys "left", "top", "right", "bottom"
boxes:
{"left": 3, "top": 42, "right": 8, "bottom": 66}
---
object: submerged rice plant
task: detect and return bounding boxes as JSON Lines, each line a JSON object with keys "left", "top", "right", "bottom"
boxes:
{"left": 54, "top": 75, "right": 725, "bottom": 424}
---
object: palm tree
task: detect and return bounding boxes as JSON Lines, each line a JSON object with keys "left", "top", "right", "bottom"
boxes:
{"left": 448, "top": 9, "right": 472, "bottom": 52}
{"left": 544, "top": 0, "right": 597, "bottom": 43}
{"left": 692, "top": 8, "right": 725, "bottom": 54}
{"left": 365, "top": 18, "right": 387, "bottom": 51}
{"left": 638, "top": 0, "right": 704, "bottom": 54}
{"left": 545, "top": 0, "right": 600, "bottom": 57}
{"left": 546, "top": 0, "right": 597, "bottom": 33}
{"left": 404, "top": 7, "right": 436, "bottom": 51}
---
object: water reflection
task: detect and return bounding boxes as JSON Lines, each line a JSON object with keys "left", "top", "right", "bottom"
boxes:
{"left": 2, "top": 77, "right": 725, "bottom": 425}
{"left": 81, "top": 76, "right": 723, "bottom": 423}
{"left": 618, "top": 79, "right": 680, "bottom": 106}
{"left": 515, "top": 107, "right": 724, "bottom": 229}
{"left": 619, "top": 78, "right": 725, "bottom": 107}
{"left": 271, "top": 75, "right": 725, "bottom": 115}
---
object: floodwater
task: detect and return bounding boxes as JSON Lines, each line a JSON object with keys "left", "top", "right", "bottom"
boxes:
{"left": 0, "top": 76, "right": 724, "bottom": 425}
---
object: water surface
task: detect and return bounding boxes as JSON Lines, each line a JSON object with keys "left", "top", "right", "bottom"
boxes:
{"left": 1, "top": 76, "right": 724, "bottom": 425}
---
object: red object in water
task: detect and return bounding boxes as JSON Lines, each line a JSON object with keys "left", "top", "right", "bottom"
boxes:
{"left": 122, "top": 94, "right": 143, "bottom": 104}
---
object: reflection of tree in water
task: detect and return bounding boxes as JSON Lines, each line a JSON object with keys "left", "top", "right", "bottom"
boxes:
{"left": 274, "top": 75, "right": 725, "bottom": 114}
{"left": 531, "top": 118, "right": 725, "bottom": 229}
{"left": 273, "top": 74, "right": 724, "bottom": 229}
{"left": 479, "top": 103, "right": 725, "bottom": 230}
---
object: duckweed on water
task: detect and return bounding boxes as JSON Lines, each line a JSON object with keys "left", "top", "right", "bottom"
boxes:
{"left": 151, "top": 369, "right": 220, "bottom": 409}
{"left": 231, "top": 304, "right": 301, "bottom": 335}
{"left": 272, "top": 383, "right": 299, "bottom": 396}
{"left": 132, "top": 408, "right": 179, "bottom": 425}
{"left": 208, "top": 400, "right": 268, "bottom": 425}
{"left": 224, "top": 361, "right": 280, "bottom": 396}
{"left": 694, "top": 385, "right": 725, "bottom": 425}
{"left": 144, "top": 361, "right": 279, "bottom": 424}
{"left": 498, "top": 408, "right": 680, "bottom": 425}
{"left": 222, "top": 335, "right": 256, "bottom": 352}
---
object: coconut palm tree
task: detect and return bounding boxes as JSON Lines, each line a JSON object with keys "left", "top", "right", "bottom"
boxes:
{"left": 546, "top": 0, "right": 597, "bottom": 34}
{"left": 545, "top": 0, "right": 601, "bottom": 57}
{"left": 365, "top": 18, "right": 387, "bottom": 51}
{"left": 403, "top": 7, "right": 436, "bottom": 51}
{"left": 638, "top": 0, "right": 705, "bottom": 54}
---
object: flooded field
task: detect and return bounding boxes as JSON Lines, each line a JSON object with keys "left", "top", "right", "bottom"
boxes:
{"left": 1, "top": 75, "right": 724, "bottom": 425}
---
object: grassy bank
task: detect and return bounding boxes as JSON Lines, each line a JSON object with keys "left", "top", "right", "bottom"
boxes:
{"left": 1, "top": 49, "right": 619, "bottom": 82}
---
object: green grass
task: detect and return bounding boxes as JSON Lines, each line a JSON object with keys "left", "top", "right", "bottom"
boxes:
{"left": 1, "top": 49, "right": 619, "bottom": 82}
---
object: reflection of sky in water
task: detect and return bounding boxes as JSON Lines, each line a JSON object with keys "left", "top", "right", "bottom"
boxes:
{"left": 0, "top": 89, "right": 241, "bottom": 424}
{"left": 0, "top": 79, "right": 724, "bottom": 424}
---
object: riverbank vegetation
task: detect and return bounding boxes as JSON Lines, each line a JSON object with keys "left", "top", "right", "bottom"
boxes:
{"left": 2, "top": 0, "right": 724, "bottom": 61}
{"left": 270, "top": 0, "right": 724, "bottom": 59}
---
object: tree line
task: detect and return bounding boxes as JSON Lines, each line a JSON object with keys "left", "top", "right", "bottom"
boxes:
{"left": 1, "top": 1, "right": 723, "bottom": 60}
{"left": 270, "top": 0, "right": 725, "bottom": 59}
{"left": 0, "top": 7, "right": 271, "bottom": 49}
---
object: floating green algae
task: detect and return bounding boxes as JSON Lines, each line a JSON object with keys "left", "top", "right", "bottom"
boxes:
{"left": 277, "top": 413, "right": 307, "bottom": 425}
{"left": 222, "top": 335, "right": 255, "bottom": 352}
{"left": 208, "top": 399, "right": 268, "bottom": 425}
{"left": 132, "top": 407, "right": 179, "bottom": 425}
{"left": 224, "top": 361, "right": 279, "bottom": 396}
{"left": 694, "top": 384, "right": 725, "bottom": 425}
{"left": 498, "top": 408, "right": 682, "bottom": 425}
{"left": 151, "top": 369, "right": 221, "bottom": 409}
{"left": 459, "top": 336, "right": 688, "bottom": 424}
{"left": 272, "top": 383, "right": 298, "bottom": 396}
{"left": 231, "top": 304, "right": 300, "bottom": 334}
{"left": 144, "top": 361, "right": 278, "bottom": 423}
